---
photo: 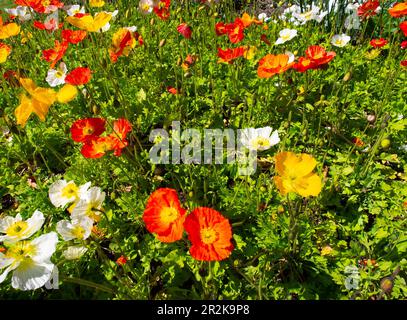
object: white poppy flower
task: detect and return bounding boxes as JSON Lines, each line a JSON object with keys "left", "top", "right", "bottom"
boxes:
{"left": 258, "top": 13, "right": 270, "bottom": 22}
{"left": 62, "top": 246, "right": 88, "bottom": 260}
{"left": 0, "top": 232, "right": 58, "bottom": 291}
{"left": 0, "top": 210, "right": 44, "bottom": 244}
{"left": 345, "top": 13, "right": 360, "bottom": 30}
{"left": 285, "top": 51, "right": 295, "bottom": 63}
{"left": 64, "top": 5, "right": 85, "bottom": 16}
{"left": 56, "top": 217, "right": 93, "bottom": 241}
{"left": 240, "top": 127, "right": 280, "bottom": 151}
{"left": 4, "top": 6, "right": 33, "bottom": 22}
{"left": 292, "top": 4, "right": 327, "bottom": 24}
{"left": 46, "top": 62, "right": 67, "bottom": 87}
{"left": 331, "top": 34, "right": 351, "bottom": 47}
{"left": 48, "top": 180, "right": 91, "bottom": 208}
{"left": 139, "top": 0, "right": 155, "bottom": 15}
{"left": 71, "top": 187, "right": 106, "bottom": 221}
{"left": 275, "top": 29, "right": 298, "bottom": 45}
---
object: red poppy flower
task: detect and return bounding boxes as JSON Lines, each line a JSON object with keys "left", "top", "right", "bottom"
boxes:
{"left": 215, "top": 22, "right": 227, "bottom": 36}
{"left": 352, "top": 137, "right": 364, "bottom": 147}
{"left": 70, "top": 118, "right": 106, "bottom": 143}
{"left": 177, "top": 23, "right": 192, "bottom": 39}
{"left": 154, "top": 0, "right": 171, "bottom": 20}
{"left": 143, "top": 188, "right": 187, "bottom": 243}
{"left": 401, "top": 60, "right": 407, "bottom": 67}
{"left": 167, "top": 86, "right": 178, "bottom": 94}
{"left": 370, "top": 38, "right": 388, "bottom": 48}
{"left": 81, "top": 136, "right": 116, "bottom": 158}
{"left": 15, "top": 0, "right": 64, "bottom": 13}
{"left": 293, "top": 57, "right": 315, "bottom": 72}
{"left": 401, "top": 40, "right": 407, "bottom": 49}
{"left": 305, "top": 45, "right": 336, "bottom": 68}
{"left": 42, "top": 40, "right": 69, "bottom": 69}
{"left": 357, "top": 1, "right": 380, "bottom": 18}
{"left": 33, "top": 19, "right": 62, "bottom": 31}
{"left": 65, "top": 67, "right": 92, "bottom": 85}
{"left": 116, "top": 255, "right": 128, "bottom": 266}
{"left": 400, "top": 21, "right": 407, "bottom": 37}
{"left": 109, "top": 29, "right": 143, "bottom": 63}
{"left": 257, "top": 54, "right": 294, "bottom": 78}
{"left": 226, "top": 18, "right": 245, "bottom": 44}
{"left": 184, "top": 207, "right": 234, "bottom": 261}
{"left": 389, "top": 2, "right": 407, "bottom": 18}
{"left": 108, "top": 118, "right": 132, "bottom": 156}
{"left": 217, "top": 47, "right": 245, "bottom": 64}
{"left": 62, "top": 30, "right": 87, "bottom": 44}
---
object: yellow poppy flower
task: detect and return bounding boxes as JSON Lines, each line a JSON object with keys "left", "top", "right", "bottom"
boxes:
{"left": 66, "top": 12, "right": 112, "bottom": 32}
{"left": 57, "top": 84, "right": 78, "bottom": 103}
{"left": 14, "top": 78, "right": 57, "bottom": 127}
{"left": 0, "top": 17, "right": 20, "bottom": 40}
{"left": 0, "top": 43, "right": 11, "bottom": 63}
{"left": 274, "top": 151, "right": 322, "bottom": 197}
{"left": 89, "top": 0, "right": 105, "bottom": 7}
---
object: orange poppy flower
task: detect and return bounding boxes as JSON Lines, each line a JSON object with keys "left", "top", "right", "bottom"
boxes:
{"left": 357, "top": 1, "right": 380, "bottom": 18}
{"left": 305, "top": 45, "right": 336, "bottom": 68}
{"left": 181, "top": 54, "right": 197, "bottom": 70}
{"left": 108, "top": 118, "right": 132, "bottom": 156}
{"left": 401, "top": 21, "right": 407, "bottom": 36}
{"left": 70, "top": 118, "right": 106, "bottom": 143}
{"left": 81, "top": 136, "right": 116, "bottom": 158}
{"left": 15, "top": 0, "right": 64, "bottom": 13}
{"left": 240, "top": 13, "right": 263, "bottom": 28}
{"left": 217, "top": 47, "right": 245, "bottom": 64}
{"left": 62, "top": 30, "right": 87, "bottom": 44}
{"left": 0, "top": 43, "right": 11, "bottom": 63}
{"left": 257, "top": 54, "right": 294, "bottom": 78}
{"left": 143, "top": 188, "right": 187, "bottom": 243}
{"left": 352, "top": 137, "right": 364, "bottom": 147}
{"left": 167, "top": 86, "right": 178, "bottom": 94}
{"left": 42, "top": 40, "right": 68, "bottom": 68}
{"left": 109, "top": 28, "right": 143, "bottom": 63}
{"left": 116, "top": 255, "right": 128, "bottom": 266}
{"left": 65, "top": 67, "right": 92, "bottom": 85}
{"left": 370, "top": 38, "right": 388, "bottom": 48}
{"left": 389, "top": 2, "right": 407, "bottom": 18}
{"left": 154, "top": 0, "right": 171, "bottom": 20}
{"left": 184, "top": 207, "right": 234, "bottom": 261}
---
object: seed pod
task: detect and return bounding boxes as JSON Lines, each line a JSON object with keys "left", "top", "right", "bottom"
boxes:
{"left": 343, "top": 71, "right": 352, "bottom": 82}
{"left": 150, "top": 18, "right": 155, "bottom": 25}
{"left": 184, "top": 71, "right": 192, "bottom": 78}
{"left": 92, "top": 104, "right": 100, "bottom": 115}
{"left": 159, "top": 39, "right": 166, "bottom": 47}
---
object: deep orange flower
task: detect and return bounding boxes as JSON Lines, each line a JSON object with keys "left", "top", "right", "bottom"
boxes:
{"left": 116, "top": 255, "right": 128, "bottom": 266}
{"left": 226, "top": 18, "right": 245, "bottom": 43}
{"left": 143, "top": 188, "right": 187, "bottom": 243}
{"left": 184, "top": 207, "right": 234, "bottom": 261}
{"left": 108, "top": 118, "right": 132, "bottom": 156}
{"left": 357, "top": 1, "right": 380, "bottom": 18}
{"left": 177, "top": 23, "right": 192, "bottom": 39}
{"left": 389, "top": 2, "right": 407, "bottom": 18}
{"left": 109, "top": 28, "right": 143, "bottom": 63}
{"left": 257, "top": 54, "right": 294, "bottom": 78}
{"left": 167, "top": 86, "right": 178, "bottom": 94}
{"left": 15, "top": 0, "right": 64, "bottom": 13}
{"left": 370, "top": 38, "right": 388, "bottom": 48}
{"left": 65, "top": 67, "right": 91, "bottom": 85}
{"left": 240, "top": 13, "right": 263, "bottom": 28}
{"left": 305, "top": 45, "right": 336, "bottom": 68}
{"left": 181, "top": 54, "right": 197, "bottom": 70}
{"left": 352, "top": 137, "right": 364, "bottom": 147}
{"left": 81, "top": 136, "right": 116, "bottom": 158}
{"left": 62, "top": 30, "right": 87, "bottom": 44}
{"left": 70, "top": 118, "right": 106, "bottom": 143}
{"left": 42, "top": 40, "right": 69, "bottom": 68}
{"left": 217, "top": 47, "right": 245, "bottom": 64}
{"left": 400, "top": 21, "right": 407, "bottom": 36}
{"left": 154, "top": 0, "right": 171, "bottom": 20}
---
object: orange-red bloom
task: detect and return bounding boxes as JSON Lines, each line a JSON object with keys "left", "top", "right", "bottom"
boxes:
{"left": 109, "top": 28, "right": 143, "bottom": 63}
{"left": 226, "top": 18, "right": 245, "bottom": 43}
{"left": 389, "top": 2, "right": 407, "bottom": 18}
{"left": 400, "top": 21, "right": 407, "bottom": 36}
{"left": 305, "top": 45, "right": 336, "bottom": 67}
{"left": 143, "top": 188, "right": 187, "bottom": 243}
{"left": 401, "top": 60, "right": 407, "bottom": 67}
{"left": 81, "top": 136, "right": 117, "bottom": 158}
{"left": 116, "top": 255, "right": 128, "bottom": 266}
{"left": 167, "top": 86, "right": 178, "bottom": 94}
{"left": 70, "top": 118, "right": 106, "bottom": 143}
{"left": 257, "top": 54, "right": 294, "bottom": 78}
{"left": 108, "top": 118, "right": 132, "bottom": 156}
{"left": 154, "top": 0, "right": 171, "bottom": 20}
{"left": 293, "top": 57, "right": 315, "bottom": 72}
{"left": 65, "top": 67, "right": 91, "bottom": 85}
{"left": 62, "top": 30, "right": 87, "bottom": 44}
{"left": 217, "top": 47, "right": 245, "bottom": 64}
{"left": 240, "top": 13, "right": 263, "bottom": 28}
{"left": 42, "top": 40, "right": 69, "bottom": 68}
{"left": 357, "top": 1, "right": 380, "bottom": 18}
{"left": 401, "top": 40, "right": 407, "bottom": 49}
{"left": 370, "top": 38, "right": 388, "bottom": 48}
{"left": 184, "top": 207, "right": 234, "bottom": 261}
{"left": 15, "top": 0, "right": 64, "bottom": 13}
{"left": 177, "top": 23, "right": 192, "bottom": 39}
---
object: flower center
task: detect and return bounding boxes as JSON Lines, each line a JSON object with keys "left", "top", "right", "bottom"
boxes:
{"left": 252, "top": 137, "right": 271, "bottom": 149}
{"left": 6, "top": 221, "right": 28, "bottom": 237}
{"left": 6, "top": 241, "right": 36, "bottom": 261}
{"left": 160, "top": 206, "right": 179, "bottom": 224}
{"left": 56, "top": 71, "right": 64, "bottom": 78}
{"left": 61, "top": 183, "right": 79, "bottom": 199}
{"left": 200, "top": 228, "right": 218, "bottom": 245}
{"left": 72, "top": 226, "right": 86, "bottom": 239}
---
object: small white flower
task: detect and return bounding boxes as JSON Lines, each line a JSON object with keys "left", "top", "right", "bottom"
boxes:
{"left": 64, "top": 5, "right": 85, "bottom": 16}
{"left": 49, "top": 180, "right": 91, "bottom": 208}
{"left": 240, "top": 127, "right": 280, "bottom": 151}
{"left": 56, "top": 217, "right": 93, "bottom": 241}
{"left": 345, "top": 13, "right": 360, "bottom": 30}
{"left": 0, "top": 232, "right": 58, "bottom": 291}
{"left": 0, "top": 210, "right": 44, "bottom": 244}
{"left": 46, "top": 62, "right": 68, "bottom": 87}
{"left": 4, "top": 6, "right": 32, "bottom": 22}
{"left": 258, "top": 13, "right": 270, "bottom": 22}
{"left": 331, "top": 34, "right": 351, "bottom": 47}
{"left": 139, "top": 0, "right": 155, "bottom": 15}
{"left": 71, "top": 187, "right": 106, "bottom": 221}
{"left": 62, "top": 246, "right": 88, "bottom": 260}
{"left": 275, "top": 28, "right": 297, "bottom": 45}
